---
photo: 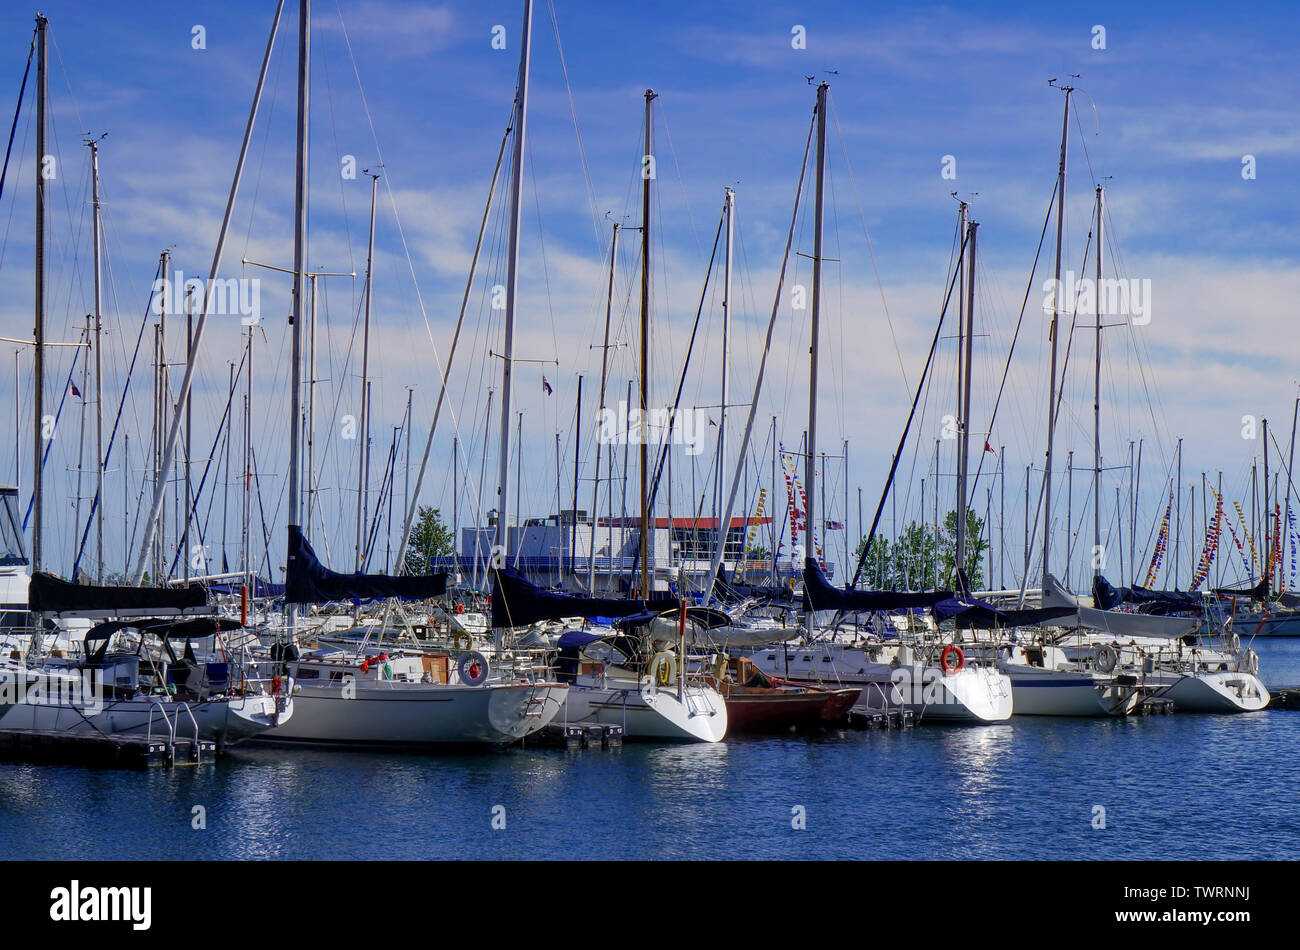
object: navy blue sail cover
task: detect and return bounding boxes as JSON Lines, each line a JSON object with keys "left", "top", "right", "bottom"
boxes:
{"left": 932, "top": 596, "right": 1077, "bottom": 628}
{"left": 802, "top": 558, "right": 952, "bottom": 613}
{"left": 1093, "top": 575, "right": 1204, "bottom": 612}
{"left": 490, "top": 565, "right": 678, "bottom": 628}
{"left": 29, "top": 571, "right": 208, "bottom": 614}
{"left": 285, "top": 525, "right": 447, "bottom": 605}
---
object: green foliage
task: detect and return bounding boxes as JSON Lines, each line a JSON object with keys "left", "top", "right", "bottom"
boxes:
{"left": 404, "top": 506, "right": 454, "bottom": 575}
{"left": 853, "top": 509, "right": 986, "bottom": 590}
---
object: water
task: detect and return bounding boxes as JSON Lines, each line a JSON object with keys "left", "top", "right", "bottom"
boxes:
{"left": 3, "top": 639, "right": 1298, "bottom": 861}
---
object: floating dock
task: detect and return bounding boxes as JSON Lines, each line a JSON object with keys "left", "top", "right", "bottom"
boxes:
{"left": 525, "top": 722, "right": 624, "bottom": 750}
{"left": 0, "top": 729, "right": 216, "bottom": 768}
{"left": 1268, "top": 688, "right": 1300, "bottom": 710}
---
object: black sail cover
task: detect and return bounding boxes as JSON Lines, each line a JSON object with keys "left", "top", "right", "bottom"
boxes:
{"left": 29, "top": 571, "right": 209, "bottom": 617}
{"left": 285, "top": 525, "right": 447, "bottom": 605}
{"left": 802, "top": 558, "right": 952, "bottom": 613}
{"left": 491, "top": 565, "right": 679, "bottom": 628}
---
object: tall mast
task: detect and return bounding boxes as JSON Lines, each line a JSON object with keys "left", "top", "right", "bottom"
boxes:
{"left": 1093, "top": 184, "right": 1103, "bottom": 578}
{"left": 494, "top": 0, "right": 532, "bottom": 558}
{"left": 1042, "top": 82, "right": 1071, "bottom": 584}
{"left": 1263, "top": 418, "right": 1270, "bottom": 596}
{"left": 954, "top": 204, "right": 975, "bottom": 587}
{"left": 32, "top": 13, "right": 46, "bottom": 573}
{"left": 639, "top": 88, "right": 657, "bottom": 596}
{"left": 285, "top": 0, "right": 309, "bottom": 637}
{"left": 356, "top": 170, "right": 378, "bottom": 568}
{"left": 588, "top": 221, "right": 619, "bottom": 590}
{"left": 306, "top": 273, "right": 317, "bottom": 534}
{"left": 88, "top": 135, "right": 105, "bottom": 581}
{"left": 805, "top": 80, "right": 827, "bottom": 631}
{"left": 717, "top": 187, "right": 734, "bottom": 529}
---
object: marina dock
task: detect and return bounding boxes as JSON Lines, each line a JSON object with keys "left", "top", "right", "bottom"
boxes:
{"left": 0, "top": 728, "right": 216, "bottom": 768}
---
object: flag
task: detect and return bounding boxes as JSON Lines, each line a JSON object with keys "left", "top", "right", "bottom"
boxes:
{"left": 984, "top": 441, "right": 996, "bottom": 455}
{"left": 71, "top": 382, "right": 82, "bottom": 398}
{"left": 826, "top": 520, "right": 844, "bottom": 530}
{"left": 542, "top": 377, "right": 552, "bottom": 396}
{"left": 708, "top": 417, "right": 717, "bottom": 427}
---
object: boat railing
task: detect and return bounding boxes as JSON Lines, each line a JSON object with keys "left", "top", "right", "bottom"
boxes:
{"left": 145, "top": 698, "right": 175, "bottom": 749}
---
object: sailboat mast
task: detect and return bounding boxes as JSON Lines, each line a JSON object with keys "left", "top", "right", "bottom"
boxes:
{"left": 1042, "top": 83, "right": 1071, "bottom": 585}
{"left": 954, "top": 203, "right": 973, "bottom": 584}
{"left": 718, "top": 187, "right": 734, "bottom": 528}
{"left": 356, "top": 170, "right": 378, "bottom": 569}
{"left": 639, "top": 88, "right": 657, "bottom": 596}
{"left": 89, "top": 136, "right": 105, "bottom": 581}
{"left": 32, "top": 13, "right": 46, "bottom": 574}
{"left": 805, "top": 79, "right": 827, "bottom": 628}
{"left": 1093, "top": 184, "right": 1103, "bottom": 578}
{"left": 588, "top": 221, "right": 619, "bottom": 590}
{"left": 285, "top": 0, "right": 309, "bottom": 637}
{"left": 494, "top": 0, "right": 532, "bottom": 559}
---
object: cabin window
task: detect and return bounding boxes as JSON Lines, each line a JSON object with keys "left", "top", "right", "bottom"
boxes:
{"left": 296, "top": 668, "right": 320, "bottom": 680}
{"left": 766, "top": 654, "right": 775, "bottom": 661}
{"left": 328, "top": 671, "right": 346, "bottom": 682}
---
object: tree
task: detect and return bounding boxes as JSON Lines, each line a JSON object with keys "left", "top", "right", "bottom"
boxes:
{"left": 850, "top": 509, "right": 985, "bottom": 590}
{"left": 404, "top": 506, "right": 454, "bottom": 575}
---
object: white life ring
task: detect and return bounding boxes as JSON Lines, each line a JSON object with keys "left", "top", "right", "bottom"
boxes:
{"left": 645, "top": 651, "right": 677, "bottom": 689}
{"left": 457, "top": 651, "right": 490, "bottom": 687}
{"left": 1094, "top": 644, "right": 1118, "bottom": 674}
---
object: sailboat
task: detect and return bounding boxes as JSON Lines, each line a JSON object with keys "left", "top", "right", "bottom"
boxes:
{"left": 730, "top": 83, "right": 1012, "bottom": 723}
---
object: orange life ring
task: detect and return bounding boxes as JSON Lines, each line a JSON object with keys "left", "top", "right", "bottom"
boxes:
{"left": 940, "top": 645, "right": 965, "bottom": 674}
{"left": 455, "top": 602, "right": 465, "bottom": 615}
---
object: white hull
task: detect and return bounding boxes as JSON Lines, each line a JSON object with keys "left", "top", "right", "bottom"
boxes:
{"left": 252, "top": 680, "right": 568, "bottom": 746}
{"left": 560, "top": 680, "right": 727, "bottom": 742}
{"left": 0, "top": 689, "right": 286, "bottom": 746}
{"left": 1001, "top": 665, "right": 1141, "bottom": 717}
{"left": 748, "top": 646, "right": 1012, "bottom": 723}
{"left": 1158, "top": 671, "right": 1269, "bottom": 713}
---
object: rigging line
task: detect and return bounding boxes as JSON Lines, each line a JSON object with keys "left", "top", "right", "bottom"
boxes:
{"left": 70, "top": 256, "right": 164, "bottom": 576}
{"left": 318, "top": 35, "right": 356, "bottom": 277}
{"left": 700, "top": 107, "right": 816, "bottom": 602}
{"left": 240, "top": 27, "right": 286, "bottom": 257}
{"left": 333, "top": 1, "right": 464, "bottom": 454}
{"left": 544, "top": 0, "right": 601, "bottom": 252}
{"left": 829, "top": 97, "right": 908, "bottom": 392}
{"left": 657, "top": 99, "right": 704, "bottom": 263}
{"left": 22, "top": 328, "right": 87, "bottom": 532}
{"left": 626, "top": 201, "right": 726, "bottom": 583}
{"left": 527, "top": 144, "right": 561, "bottom": 365}
{"left": 163, "top": 345, "right": 250, "bottom": 579}
{"left": 396, "top": 114, "right": 511, "bottom": 569}
{"left": 0, "top": 27, "right": 33, "bottom": 208}
{"left": 0, "top": 102, "right": 32, "bottom": 274}
{"left": 968, "top": 179, "right": 1057, "bottom": 500}
{"left": 848, "top": 227, "right": 970, "bottom": 590}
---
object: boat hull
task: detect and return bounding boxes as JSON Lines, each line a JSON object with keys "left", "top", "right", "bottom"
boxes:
{"left": 1001, "top": 665, "right": 1142, "bottom": 717}
{"left": 718, "top": 684, "right": 859, "bottom": 732}
{"left": 249, "top": 681, "right": 568, "bottom": 747}
{"left": 1159, "top": 671, "right": 1269, "bottom": 713}
{"left": 747, "top": 646, "right": 1013, "bottom": 723}
{"left": 559, "top": 681, "right": 727, "bottom": 742}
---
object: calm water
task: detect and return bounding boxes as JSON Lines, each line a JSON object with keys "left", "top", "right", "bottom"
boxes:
{"left": 3, "top": 640, "right": 1298, "bottom": 861}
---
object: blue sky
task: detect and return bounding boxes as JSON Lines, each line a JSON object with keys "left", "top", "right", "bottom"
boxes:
{"left": 0, "top": 0, "right": 1296, "bottom": 589}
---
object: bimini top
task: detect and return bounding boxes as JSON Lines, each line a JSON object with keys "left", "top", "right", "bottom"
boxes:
{"left": 285, "top": 525, "right": 447, "bottom": 605}
{"left": 30, "top": 571, "right": 210, "bottom": 619}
